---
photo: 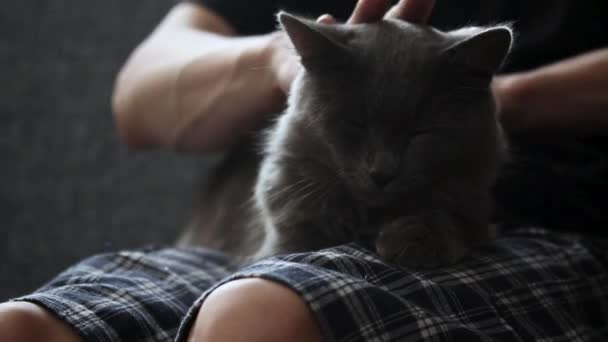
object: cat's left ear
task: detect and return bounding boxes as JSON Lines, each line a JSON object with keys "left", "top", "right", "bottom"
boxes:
{"left": 278, "top": 12, "right": 347, "bottom": 67}
{"left": 445, "top": 26, "right": 513, "bottom": 77}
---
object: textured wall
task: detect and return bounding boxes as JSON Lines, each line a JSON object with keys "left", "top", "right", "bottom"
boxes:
{"left": 0, "top": 1, "right": 208, "bottom": 299}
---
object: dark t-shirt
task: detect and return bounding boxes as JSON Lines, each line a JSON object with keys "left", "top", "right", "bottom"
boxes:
{"left": 192, "top": 0, "right": 608, "bottom": 72}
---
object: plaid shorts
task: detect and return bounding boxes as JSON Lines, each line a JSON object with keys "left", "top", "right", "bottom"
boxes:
{"left": 14, "top": 228, "right": 608, "bottom": 341}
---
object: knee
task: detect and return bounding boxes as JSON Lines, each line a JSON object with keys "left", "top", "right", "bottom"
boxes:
{"left": 188, "top": 279, "right": 323, "bottom": 342}
{"left": 0, "top": 302, "right": 81, "bottom": 342}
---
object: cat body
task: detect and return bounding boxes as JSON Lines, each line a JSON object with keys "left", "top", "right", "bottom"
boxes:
{"left": 180, "top": 13, "right": 513, "bottom": 268}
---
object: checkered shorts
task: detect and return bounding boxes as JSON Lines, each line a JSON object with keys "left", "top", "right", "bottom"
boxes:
{"left": 15, "top": 228, "right": 608, "bottom": 341}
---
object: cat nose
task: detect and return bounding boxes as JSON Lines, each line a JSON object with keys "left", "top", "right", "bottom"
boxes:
{"left": 369, "top": 169, "right": 396, "bottom": 189}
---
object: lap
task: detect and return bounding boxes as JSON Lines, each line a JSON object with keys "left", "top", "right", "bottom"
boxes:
{"left": 178, "top": 228, "right": 608, "bottom": 341}
{"left": 10, "top": 228, "right": 608, "bottom": 342}
{"left": 13, "top": 247, "right": 232, "bottom": 342}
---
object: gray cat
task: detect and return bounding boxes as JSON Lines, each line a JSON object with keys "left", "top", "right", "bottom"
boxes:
{"left": 179, "top": 13, "right": 512, "bottom": 268}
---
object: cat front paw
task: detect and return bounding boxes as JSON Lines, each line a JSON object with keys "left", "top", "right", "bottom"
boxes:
{"left": 375, "top": 213, "right": 467, "bottom": 269}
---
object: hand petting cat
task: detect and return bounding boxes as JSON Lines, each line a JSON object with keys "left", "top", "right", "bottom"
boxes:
{"left": 270, "top": 0, "right": 436, "bottom": 94}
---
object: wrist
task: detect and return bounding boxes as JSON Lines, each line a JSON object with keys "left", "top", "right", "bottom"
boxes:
{"left": 265, "top": 31, "right": 300, "bottom": 97}
{"left": 493, "top": 73, "right": 531, "bottom": 130}
{"left": 263, "top": 32, "right": 290, "bottom": 104}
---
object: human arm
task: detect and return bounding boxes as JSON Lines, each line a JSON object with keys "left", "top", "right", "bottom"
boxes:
{"left": 111, "top": 0, "right": 435, "bottom": 152}
{"left": 494, "top": 48, "right": 608, "bottom": 133}
{"left": 111, "top": 3, "right": 288, "bottom": 151}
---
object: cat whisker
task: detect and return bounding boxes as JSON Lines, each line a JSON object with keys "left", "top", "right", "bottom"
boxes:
{"left": 266, "top": 179, "right": 308, "bottom": 202}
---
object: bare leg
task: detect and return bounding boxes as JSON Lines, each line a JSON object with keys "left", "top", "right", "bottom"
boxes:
{"left": 187, "top": 279, "right": 324, "bottom": 342}
{"left": 0, "top": 302, "right": 82, "bottom": 342}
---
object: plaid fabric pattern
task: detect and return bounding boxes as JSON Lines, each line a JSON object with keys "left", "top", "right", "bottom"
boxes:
{"left": 176, "top": 228, "right": 608, "bottom": 341}
{"left": 17, "top": 228, "right": 608, "bottom": 342}
{"left": 15, "top": 247, "right": 232, "bottom": 341}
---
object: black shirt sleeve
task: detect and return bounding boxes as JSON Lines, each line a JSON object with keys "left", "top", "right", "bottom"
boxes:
{"left": 183, "top": 0, "right": 278, "bottom": 35}
{"left": 184, "top": 0, "right": 360, "bottom": 35}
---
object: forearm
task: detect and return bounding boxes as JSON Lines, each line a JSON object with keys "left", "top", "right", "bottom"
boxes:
{"left": 495, "top": 48, "right": 608, "bottom": 132}
{"left": 112, "top": 4, "right": 285, "bottom": 151}
{"left": 165, "top": 33, "right": 284, "bottom": 152}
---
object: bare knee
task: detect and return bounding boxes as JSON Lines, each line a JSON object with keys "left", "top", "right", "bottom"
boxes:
{"left": 188, "top": 279, "right": 323, "bottom": 342}
{"left": 0, "top": 302, "right": 81, "bottom": 342}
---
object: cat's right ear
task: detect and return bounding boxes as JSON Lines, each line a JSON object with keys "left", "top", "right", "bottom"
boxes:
{"left": 444, "top": 26, "right": 514, "bottom": 78}
{"left": 278, "top": 12, "right": 346, "bottom": 67}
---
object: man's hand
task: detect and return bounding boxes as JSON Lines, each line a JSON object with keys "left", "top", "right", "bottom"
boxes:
{"left": 270, "top": 0, "right": 436, "bottom": 94}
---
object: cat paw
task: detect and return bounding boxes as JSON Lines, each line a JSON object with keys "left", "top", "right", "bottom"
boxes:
{"left": 375, "top": 213, "right": 467, "bottom": 269}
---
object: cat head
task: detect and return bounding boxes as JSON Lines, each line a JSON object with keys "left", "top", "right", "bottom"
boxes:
{"left": 278, "top": 13, "right": 512, "bottom": 204}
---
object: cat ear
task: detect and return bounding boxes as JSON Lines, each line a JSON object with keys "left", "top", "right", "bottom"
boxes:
{"left": 278, "top": 12, "right": 346, "bottom": 66}
{"left": 445, "top": 26, "right": 513, "bottom": 77}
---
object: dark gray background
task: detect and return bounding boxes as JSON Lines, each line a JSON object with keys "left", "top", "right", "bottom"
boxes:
{"left": 1, "top": 1, "right": 208, "bottom": 300}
